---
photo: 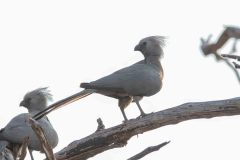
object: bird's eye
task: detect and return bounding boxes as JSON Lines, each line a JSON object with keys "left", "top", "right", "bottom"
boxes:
{"left": 142, "top": 41, "right": 147, "bottom": 46}
{"left": 26, "top": 98, "right": 32, "bottom": 103}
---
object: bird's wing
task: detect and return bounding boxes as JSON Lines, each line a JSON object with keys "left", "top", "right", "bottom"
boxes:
{"left": 1, "top": 113, "right": 58, "bottom": 150}
{"left": 82, "top": 62, "right": 162, "bottom": 96}
{"left": 0, "top": 114, "right": 34, "bottom": 144}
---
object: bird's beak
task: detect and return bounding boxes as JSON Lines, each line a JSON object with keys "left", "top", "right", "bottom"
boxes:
{"left": 19, "top": 100, "right": 25, "bottom": 107}
{"left": 134, "top": 44, "right": 140, "bottom": 51}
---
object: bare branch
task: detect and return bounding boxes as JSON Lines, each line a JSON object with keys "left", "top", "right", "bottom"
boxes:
{"left": 221, "top": 54, "right": 240, "bottom": 61}
{"left": 0, "top": 136, "right": 29, "bottom": 160}
{"left": 233, "top": 62, "right": 240, "bottom": 69}
{"left": 29, "top": 118, "right": 56, "bottom": 160}
{"left": 127, "top": 141, "right": 170, "bottom": 160}
{"left": 221, "top": 54, "right": 240, "bottom": 69}
{"left": 55, "top": 97, "right": 240, "bottom": 160}
{"left": 200, "top": 26, "right": 240, "bottom": 56}
{"left": 200, "top": 26, "right": 240, "bottom": 82}
{"left": 16, "top": 137, "right": 29, "bottom": 160}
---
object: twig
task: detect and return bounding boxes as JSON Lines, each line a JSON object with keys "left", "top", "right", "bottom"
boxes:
{"left": 127, "top": 141, "right": 170, "bottom": 160}
{"left": 55, "top": 97, "right": 240, "bottom": 160}
{"left": 29, "top": 118, "right": 56, "bottom": 160}
{"left": 95, "top": 118, "right": 105, "bottom": 132}
{"left": 233, "top": 62, "right": 240, "bottom": 69}
{"left": 221, "top": 54, "right": 240, "bottom": 69}
{"left": 221, "top": 54, "right": 240, "bottom": 61}
{"left": 16, "top": 137, "right": 29, "bottom": 160}
{"left": 0, "top": 134, "right": 28, "bottom": 160}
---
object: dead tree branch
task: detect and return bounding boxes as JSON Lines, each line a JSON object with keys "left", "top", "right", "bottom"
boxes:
{"left": 201, "top": 26, "right": 240, "bottom": 56}
{"left": 200, "top": 26, "right": 240, "bottom": 82}
{"left": 16, "top": 137, "right": 29, "bottom": 160}
{"left": 127, "top": 141, "right": 170, "bottom": 160}
{"left": 29, "top": 118, "right": 56, "bottom": 160}
{"left": 55, "top": 97, "right": 240, "bottom": 160}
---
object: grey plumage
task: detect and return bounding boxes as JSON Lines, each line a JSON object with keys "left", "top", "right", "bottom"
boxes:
{"left": 0, "top": 88, "right": 58, "bottom": 158}
{"left": 81, "top": 36, "right": 164, "bottom": 120}
{"left": 0, "top": 141, "right": 14, "bottom": 160}
{"left": 33, "top": 36, "right": 165, "bottom": 121}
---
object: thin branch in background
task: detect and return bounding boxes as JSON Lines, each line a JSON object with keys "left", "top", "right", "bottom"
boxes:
{"left": 200, "top": 26, "right": 240, "bottom": 56}
{"left": 233, "top": 62, "right": 240, "bottom": 69}
{"left": 221, "top": 54, "right": 240, "bottom": 69}
{"left": 200, "top": 26, "right": 240, "bottom": 82}
{"left": 29, "top": 118, "right": 56, "bottom": 160}
{"left": 127, "top": 141, "right": 170, "bottom": 160}
{"left": 221, "top": 54, "right": 240, "bottom": 61}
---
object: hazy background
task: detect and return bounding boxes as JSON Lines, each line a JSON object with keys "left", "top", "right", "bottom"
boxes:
{"left": 0, "top": 0, "right": 240, "bottom": 159}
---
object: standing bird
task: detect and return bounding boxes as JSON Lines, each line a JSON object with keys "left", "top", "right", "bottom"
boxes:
{"left": 33, "top": 36, "right": 165, "bottom": 121}
{"left": 0, "top": 88, "right": 58, "bottom": 159}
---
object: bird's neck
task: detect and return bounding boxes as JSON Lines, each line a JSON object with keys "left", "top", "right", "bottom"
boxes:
{"left": 145, "top": 55, "right": 164, "bottom": 80}
{"left": 29, "top": 110, "right": 41, "bottom": 116}
{"left": 28, "top": 107, "right": 47, "bottom": 117}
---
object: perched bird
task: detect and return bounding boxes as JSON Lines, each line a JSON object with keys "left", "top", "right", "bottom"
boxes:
{"left": 33, "top": 36, "right": 165, "bottom": 121}
{"left": 0, "top": 88, "right": 58, "bottom": 159}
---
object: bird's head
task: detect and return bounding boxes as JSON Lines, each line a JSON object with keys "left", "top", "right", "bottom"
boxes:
{"left": 20, "top": 87, "right": 53, "bottom": 112}
{"left": 134, "top": 36, "right": 165, "bottom": 58}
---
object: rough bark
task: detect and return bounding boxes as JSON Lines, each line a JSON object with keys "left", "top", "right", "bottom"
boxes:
{"left": 54, "top": 97, "right": 240, "bottom": 160}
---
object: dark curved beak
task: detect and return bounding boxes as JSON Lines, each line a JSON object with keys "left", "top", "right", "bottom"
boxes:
{"left": 19, "top": 100, "right": 25, "bottom": 107}
{"left": 134, "top": 44, "right": 140, "bottom": 51}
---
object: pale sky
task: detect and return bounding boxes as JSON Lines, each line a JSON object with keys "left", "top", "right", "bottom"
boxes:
{"left": 0, "top": 0, "right": 240, "bottom": 159}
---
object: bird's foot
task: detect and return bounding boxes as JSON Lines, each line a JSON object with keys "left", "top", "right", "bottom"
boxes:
{"left": 136, "top": 113, "right": 147, "bottom": 119}
{"left": 122, "top": 119, "right": 128, "bottom": 123}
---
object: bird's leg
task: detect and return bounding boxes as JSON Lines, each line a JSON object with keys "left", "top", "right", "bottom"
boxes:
{"left": 28, "top": 148, "right": 34, "bottom": 160}
{"left": 120, "top": 107, "right": 128, "bottom": 122}
{"left": 118, "top": 97, "right": 132, "bottom": 122}
{"left": 135, "top": 100, "right": 146, "bottom": 117}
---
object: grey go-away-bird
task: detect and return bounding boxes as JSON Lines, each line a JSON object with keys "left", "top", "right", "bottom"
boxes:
{"left": 33, "top": 36, "right": 165, "bottom": 121}
{"left": 0, "top": 88, "right": 58, "bottom": 160}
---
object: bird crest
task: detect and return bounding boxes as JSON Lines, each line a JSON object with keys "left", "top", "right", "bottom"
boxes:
{"left": 147, "top": 36, "right": 166, "bottom": 47}
{"left": 24, "top": 87, "right": 53, "bottom": 102}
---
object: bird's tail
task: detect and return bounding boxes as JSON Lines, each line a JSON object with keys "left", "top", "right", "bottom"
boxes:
{"left": 33, "top": 89, "right": 94, "bottom": 120}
